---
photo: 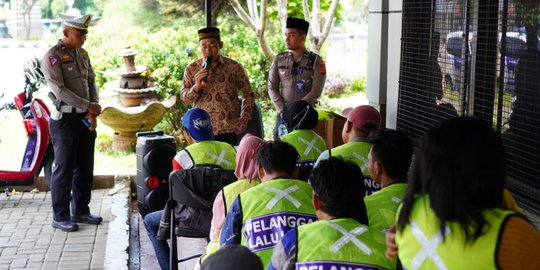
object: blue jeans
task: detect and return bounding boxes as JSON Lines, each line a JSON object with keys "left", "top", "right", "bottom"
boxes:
{"left": 144, "top": 210, "right": 169, "bottom": 270}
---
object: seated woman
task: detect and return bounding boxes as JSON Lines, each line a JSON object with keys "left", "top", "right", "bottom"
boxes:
{"left": 393, "top": 117, "right": 540, "bottom": 269}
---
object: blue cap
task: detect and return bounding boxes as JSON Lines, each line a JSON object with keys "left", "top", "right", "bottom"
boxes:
{"left": 182, "top": 108, "right": 214, "bottom": 141}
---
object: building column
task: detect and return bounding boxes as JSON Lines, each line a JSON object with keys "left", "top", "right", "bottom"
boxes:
{"left": 367, "top": 0, "right": 403, "bottom": 128}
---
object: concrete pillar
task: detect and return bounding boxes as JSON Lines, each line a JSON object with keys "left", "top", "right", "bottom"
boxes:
{"left": 367, "top": 0, "right": 403, "bottom": 128}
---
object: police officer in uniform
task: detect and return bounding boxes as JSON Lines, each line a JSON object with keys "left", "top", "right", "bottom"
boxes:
{"left": 268, "top": 17, "right": 327, "bottom": 140}
{"left": 41, "top": 14, "right": 102, "bottom": 232}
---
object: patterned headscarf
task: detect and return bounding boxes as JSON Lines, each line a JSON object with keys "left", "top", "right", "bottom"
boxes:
{"left": 234, "top": 134, "right": 265, "bottom": 180}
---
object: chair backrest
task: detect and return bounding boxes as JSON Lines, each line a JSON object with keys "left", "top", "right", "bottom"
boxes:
{"left": 168, "top": 164, "right": 237, "bottom": 235}
{"left": 169, "top": 164, "right": 236, "bottom": 209}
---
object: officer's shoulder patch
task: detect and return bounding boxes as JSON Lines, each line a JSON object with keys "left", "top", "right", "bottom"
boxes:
{"left": 79, "top": 50, "right": 87, "bottom": 57}
{"left": 48, "top": 56, "right": 58, "bottom": 67}
{"left": 319, "top": 60, "right": 326, "bottom": 75}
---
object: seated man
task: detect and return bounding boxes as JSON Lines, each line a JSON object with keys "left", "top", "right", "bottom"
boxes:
{"left": 144, "top": 107, "right": 236, "bottom": 270}
{"left": 269, "top": 157, "right": 393, "bottom": 270}
{"left": 279, "top": 100, "right": 326, "bottom": 180}
{"left": 315, "top": 105, "right": 381, "bottom": 195}
{"left": 220, "top": 141, "right": 317, "bottom": 268}
{"left": 365, "top": 128, "right": 412, "bottom": 231}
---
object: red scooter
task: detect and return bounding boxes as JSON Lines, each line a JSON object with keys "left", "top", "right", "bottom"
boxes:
{"left": 0, "top": 57, "right": 53, "bottom": 186}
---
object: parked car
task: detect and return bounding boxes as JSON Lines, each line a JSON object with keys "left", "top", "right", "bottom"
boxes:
{"left": 440, "top": 29, "right": 537, "bottom": 95}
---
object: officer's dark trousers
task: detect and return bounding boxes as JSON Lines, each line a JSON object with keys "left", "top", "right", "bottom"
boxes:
{"left": 49, "top": 112, "right": 96, "bottom": 222}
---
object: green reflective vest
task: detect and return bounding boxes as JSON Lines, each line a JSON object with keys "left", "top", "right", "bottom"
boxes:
{"left": 296, "top": 218, "right": 392, "bottom": 270}
{"left": 396, "top": 195, "right": 514, "bottom": 270}
{"left": 184, "top": 140, "right": 236, "bottom": 170}
{"left": 330, "top": 141, "right": 381, "bottom": 195}
{"left": 202, "top": 178, "right": 261, "bottom": 263}
{"left": 240, "top": 178, "right": 317, "bottom": 268}
{"left": 280, "top": 130, "right": 327, "bottom": 162}
{"left": 364, "top": 182, "right": 407, "bottom": 230}
{"left": 223, "top": 178, "right": 261, "bottom": 213}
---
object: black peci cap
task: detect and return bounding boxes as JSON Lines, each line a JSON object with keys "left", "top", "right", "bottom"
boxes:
{"left": 198, "top": 27, "right": 220, "bottom": 40}
{"left": 286, "top": 17, "right": 309, "bottom": 33}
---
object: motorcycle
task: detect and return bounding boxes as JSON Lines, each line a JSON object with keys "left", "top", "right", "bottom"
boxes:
{"left": 0, "top": 57, "right": 54, "bottom": 187}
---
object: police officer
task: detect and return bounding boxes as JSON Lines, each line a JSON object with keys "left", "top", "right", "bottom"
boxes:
{"left": 41, "top": 14, "right": 102, "bottom": 232}
{"left": 268, "top": 17, "right": 327, "bottom": 140}
{"left": 268, "top": 157, "right": 393, "bottom": 270}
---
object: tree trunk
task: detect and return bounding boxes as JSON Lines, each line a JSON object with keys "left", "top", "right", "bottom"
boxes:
{"left": 228, "top": 0, "right": 340, "bottom": 60}
{"left": 227, "top": 0, "right": 276, "bottom": 62}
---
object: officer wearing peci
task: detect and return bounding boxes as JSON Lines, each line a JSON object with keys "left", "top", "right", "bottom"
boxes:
{"left": 41, "top": 13, "right": 102, "bottom": 232}
{"left": 268, "top": 17, "right": 327, "bottom": 140}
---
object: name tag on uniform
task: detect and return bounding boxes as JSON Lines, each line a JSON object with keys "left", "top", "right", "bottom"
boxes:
{"left": 295, "top": 80, "right": 305, "bottom": 93}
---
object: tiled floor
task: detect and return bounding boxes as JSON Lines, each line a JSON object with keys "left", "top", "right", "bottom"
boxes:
{"left": 138, "top": 215, "right": 207, "bottom": 270}
{"left": 0, "top": 189, "right": 115, "bottom": 270}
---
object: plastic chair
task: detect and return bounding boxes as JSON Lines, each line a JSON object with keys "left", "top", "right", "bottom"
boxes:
{"left": 168, "top": 164, "right": 236, "bottom": 270}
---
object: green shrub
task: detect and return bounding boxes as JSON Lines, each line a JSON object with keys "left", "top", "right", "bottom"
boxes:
{"left": 348, "top": 76, "right": 367, "bottom": 94}
{"left": 95, "top": 132, "right": 113, "bottom": 154}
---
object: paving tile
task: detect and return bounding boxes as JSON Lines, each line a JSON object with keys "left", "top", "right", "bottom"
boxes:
{"left": 63, "top": 243, "right": 94, "bottom": 252}
{"left": 44, "top": 252, "right": 61, "bottom": 262}
{"left": 40, "top": 262, "right": 58, "bottom": 270}
{"left": 65, "top": 236, "right": 95, "bottom": 244}
{"left": 16, "top": 248, "right": 47, "bottom": 255}
{"left": 1, "top": 247, "right": 16, "bottom": 256}
{"left": 10, "top": 258, "right": 28, "bottom": 268}
{"left": 46, "top": 244, "right": 64, "bottom": 253}
{"left": 28, "top": 253, "right": 45, "bottom": 262}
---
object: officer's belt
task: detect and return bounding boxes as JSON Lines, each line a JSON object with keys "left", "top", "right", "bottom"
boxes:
{"left": 59, "top": 105, "right": 86, "bottom": 113}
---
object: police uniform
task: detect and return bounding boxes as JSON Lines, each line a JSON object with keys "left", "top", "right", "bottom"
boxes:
{"left": 268, "top": 18, "right": 327, "bottom": 140}
{"left": 41, "top": 14, "right": 99, "bottom": 224}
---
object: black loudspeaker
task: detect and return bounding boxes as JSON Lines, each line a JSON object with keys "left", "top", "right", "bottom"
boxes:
{"left": 136, "top": 131, "right": 177, "bottom": 217}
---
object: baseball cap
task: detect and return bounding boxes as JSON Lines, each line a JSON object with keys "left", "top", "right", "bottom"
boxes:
{"left": 201, "top": 245, "right": 263, "bottom": 270}
{"left": 342, "top": 105, "right": 381, "bottom": 132}
{"left": 181, "top": 108, "right": 214, "bottom": 141}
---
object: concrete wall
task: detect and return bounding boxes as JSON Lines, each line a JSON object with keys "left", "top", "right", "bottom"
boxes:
{"left": 367, "top": 0, "right": 402, "bottom": 128}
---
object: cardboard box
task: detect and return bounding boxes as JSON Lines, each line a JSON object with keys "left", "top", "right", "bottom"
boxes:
{"left": 314, "top": 118, "right": 347, "bottom": 148}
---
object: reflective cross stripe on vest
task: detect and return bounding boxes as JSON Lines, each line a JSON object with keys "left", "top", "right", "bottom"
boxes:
{"left": 298, "top": 137, "right": 323, "bottom": 156}
{"left": 410, "top": 221, "right": 450, "bottom": 270}
{"left": 352, "top": 152, "right": 368, "bottom": 171}
{"left": 207, "top": 150, "right": 233, "bottom": 168}
{"left": 326, "top": 221, "right": 371, "bottom": 255}
{"left": 265, "top": 185, "right": 301, "bottom": 210}
{"left": 392, "top": 196, "right": 402, "bottom": 204}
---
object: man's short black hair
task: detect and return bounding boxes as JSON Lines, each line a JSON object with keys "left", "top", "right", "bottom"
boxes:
{"left": 256, "top": 141, "right": 299, "bottom": 175}
{"left": 369, "top": 128, "right": 413, "bottom": 180}
{"left": 309, "top": 157, "right": 368, "bottom": 223}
